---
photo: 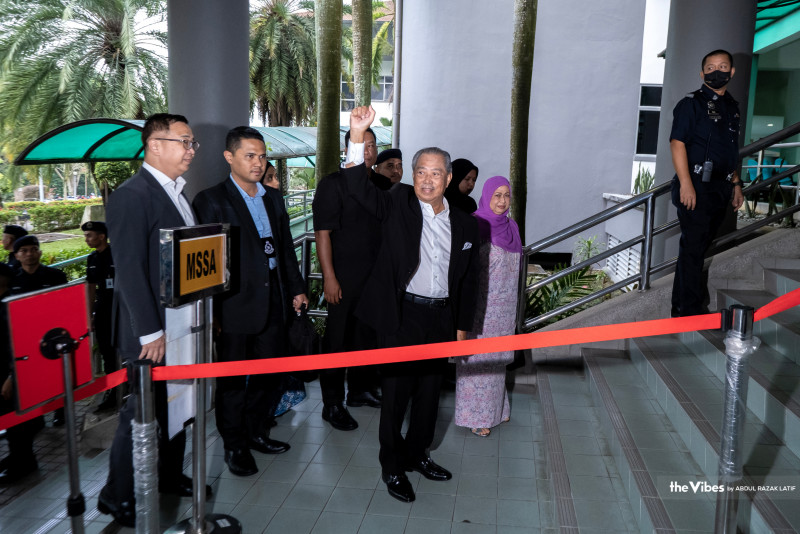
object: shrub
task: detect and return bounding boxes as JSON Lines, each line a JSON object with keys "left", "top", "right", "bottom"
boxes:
{"left": 0, "top": 209, "right": 22, "bottom": 225}
{"left": 27, "top": 201, "right": 102, "bottom": 232}
{"left": 41, "top": 246, "right": 92, "bottom": 281}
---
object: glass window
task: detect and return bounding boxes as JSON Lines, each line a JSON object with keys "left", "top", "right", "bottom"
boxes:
{"left": 636, "top": 110, "right": 660, "bottom": 155}
{"left": 640, "top": 86, "right": 662, "bottom": 107}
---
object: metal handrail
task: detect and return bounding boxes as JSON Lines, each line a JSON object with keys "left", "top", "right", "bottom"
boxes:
{"left": 516, "top": 120, "right": 800, "bottom": 332}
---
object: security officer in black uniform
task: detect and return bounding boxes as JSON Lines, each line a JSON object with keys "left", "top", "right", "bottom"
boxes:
{"left": 670, "top": 49, "right": 744, "bottom": 317}
{"left": 2, "top": 225, "right": 28, "bottom": 271}
{"left": 83, "top": 221, "right": 117, "bottom": 411}
{"left": 10, "top": 235, "right": 68, "bottom": 294}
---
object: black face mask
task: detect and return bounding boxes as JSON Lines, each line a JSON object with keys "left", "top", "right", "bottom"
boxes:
{"left": 704, "top": 70, "right": 731, "bottom": 90}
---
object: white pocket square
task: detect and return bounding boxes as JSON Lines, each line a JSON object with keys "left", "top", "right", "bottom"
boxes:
{"left": 462, "top": 242, "right": 472, "bottom": 250}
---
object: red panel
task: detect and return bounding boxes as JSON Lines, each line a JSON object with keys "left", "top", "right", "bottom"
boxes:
{"left": 7, "top": 283, "right": 93, "bottom": 412}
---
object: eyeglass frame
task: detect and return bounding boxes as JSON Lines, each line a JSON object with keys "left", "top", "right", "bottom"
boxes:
{"left": 152, "top": 137, "right": 200, "bottom": 151}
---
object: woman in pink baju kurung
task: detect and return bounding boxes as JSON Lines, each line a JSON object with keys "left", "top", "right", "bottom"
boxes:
{"left": 455, "top": 176, "right": 522, "bottom": 437}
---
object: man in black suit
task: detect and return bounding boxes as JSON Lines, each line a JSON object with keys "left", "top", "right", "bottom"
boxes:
{"left": 193, "top": 127, "right": 308, "bottom": 477}
{"left": 98, "top": 113, "right": 208, "bottom": 528}
{"left": 338, "top": 106, "right": 478, "bottom": 503}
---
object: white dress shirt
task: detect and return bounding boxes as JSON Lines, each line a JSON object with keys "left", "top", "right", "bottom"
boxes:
{"left": 344, "top": 142, "right": 452, "bottom": 298}
{"left": 406, "top": 198, "right": 452, "bottom": 298}
{"left": 139, "top": 162, "right": 196, "bottom": 345}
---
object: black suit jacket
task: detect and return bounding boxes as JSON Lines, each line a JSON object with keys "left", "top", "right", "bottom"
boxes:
{"left": 192, "top": 178, "right": 305, "bottom": 334}
{"left": 341, "top": 164, "right": 479, "bottom": 336}
{"left": 106, "top": 168, "right": 189, "bottom": 356}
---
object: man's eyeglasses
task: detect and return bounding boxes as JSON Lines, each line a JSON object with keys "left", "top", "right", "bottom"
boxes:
{"left": 153, "top": 138, "right": 200, "bottom": 151}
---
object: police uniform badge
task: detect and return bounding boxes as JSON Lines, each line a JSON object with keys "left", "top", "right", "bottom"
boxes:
{"left": 262, "top": 236, "right": 277, "bottom": 259}
{"left": 707, "top": 101, "right": 721, "bottom": 122}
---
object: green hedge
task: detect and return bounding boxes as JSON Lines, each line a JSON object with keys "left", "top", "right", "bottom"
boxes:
{"left": 6, "top": 199, "right": 99, "bottom": 211}
{"left": 41, "top": 246, "right": 92, "bottom": 281}
{"left": 0, "top": 209, "right": 22, "bottom": 225}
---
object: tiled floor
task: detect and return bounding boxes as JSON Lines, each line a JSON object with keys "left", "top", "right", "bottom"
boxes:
{"left": 0, "top": 379, "right": 571, "bottom": 534}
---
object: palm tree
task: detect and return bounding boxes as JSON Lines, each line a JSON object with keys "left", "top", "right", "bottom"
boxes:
{"left": 510, "top": 0, "right": 538, "bottom": 244}
{"left": 342, "top": 1, "right": 392, "bottom": 104}
{"left": 0, "top": 0, "right": 168, "bottom": 157}
{"left": 250, "top": 0, "right": 317, "bottom": 127}
{"left": 314, "top": 0, "right": 342, "bottom": 178}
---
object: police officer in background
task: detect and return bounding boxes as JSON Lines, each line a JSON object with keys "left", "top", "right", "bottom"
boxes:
{"left": 670, "top": 49, "right": 745, "bottom": 317}
{"left": 2, "top": 225, "right": 28, "bottom": 270}
{"left": 83, "top": 221, "right": 117, "bottom": 412}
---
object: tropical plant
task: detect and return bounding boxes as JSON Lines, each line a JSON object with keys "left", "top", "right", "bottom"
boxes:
{"left": 250, "top": 0, "right": 318, "bottom": 127}
{"left": 525, "top": 264, "right": 600, "bottom": 329}
{"left": 632, "top": 164, "right": 654, "bottom": 195}
{"left": 93, "top": 161, "right": 139, "bottom": 200}
{"left": 343, "top": 1, "right": 392, "bottom": 105}
{"left": 0, "top": 0, "right": 169, "bottom": 158}
{"left": 573, "top": 235, "right": 605, "bottom": 265}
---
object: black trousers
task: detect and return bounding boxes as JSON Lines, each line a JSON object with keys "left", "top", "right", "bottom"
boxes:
{"left": 671, "top": 177, "right": 733, "bottom": 316}
{"left": 378, "top": 299, "right": 452, "bottom": 475}
{"left": 215, "top": 272, "right": 285, "bottom": 450}
{"left": 0, "top": 393, "right": 42, "bottom": 463}
{"left": 104, "top": 358, "right": 186, "bottom": 506}
{"left": 94, "top": 307, "right": 118, "bottom": 374}
{"left": 320, "top": 297, "right": 380, "bottom": 405}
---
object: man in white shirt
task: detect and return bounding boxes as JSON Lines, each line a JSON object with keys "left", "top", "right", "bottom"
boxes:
{"left": 337, "top": 106, "right": 479, "bottom": 503}
{"left": 98, "top": 113, "right": 209, "bottom": 528}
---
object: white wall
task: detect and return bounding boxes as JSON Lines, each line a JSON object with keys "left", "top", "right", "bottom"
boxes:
{"left": 640, "top": 0, "right": 670, "bottom": 84}
{"left": 525, "top": 1, "right": 647, "bottom": 248}
{"left": 398, "top": 0, "right": 515, "bottom": 188}
{"left": 400, "top": 0, "right": 647, "bottom": 250}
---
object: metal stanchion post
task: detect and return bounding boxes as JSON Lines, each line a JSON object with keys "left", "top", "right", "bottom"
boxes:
{"left": 132, "top": 359, "right": 159, "bottom": 534}
{"left": 714, "top": 305, "right": 759, "bottom": 534}
{"left": 40, "top": 328, "right": 88, "bottom": 534}
{"left": 166, "top": 297, "right": 241, "bottom": 534}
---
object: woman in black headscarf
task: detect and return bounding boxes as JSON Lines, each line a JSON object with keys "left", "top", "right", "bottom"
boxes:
{"left": 445, "top": 158, "right": 479, "bottom": 213}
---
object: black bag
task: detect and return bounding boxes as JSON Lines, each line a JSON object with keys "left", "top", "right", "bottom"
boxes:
{"left": 286, "top": 304, "right": 320, "bottom": 382}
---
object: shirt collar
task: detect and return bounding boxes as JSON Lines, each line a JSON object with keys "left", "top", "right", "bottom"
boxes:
{"left": 230, "top": 175, "right": 266, "bottom": 199}
{"left": 418, "top": 196, "right": 450, "bottom": 218}
{"left": 143, "top": 161, "right": 187, "bottom": 194}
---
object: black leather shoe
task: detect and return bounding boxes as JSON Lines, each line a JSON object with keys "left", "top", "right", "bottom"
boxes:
{"left": 382, "top": 472, "right": 415, "bottom": 502}
{"left": 159, "top": 473, "right": 212, "bottom": 498}
{"left": 248, "top": 435, "right": 290, "bottom": 455}
{"left": 406, "top": 456, "right": 452, "bottom": 481}
{"left": 322, "top": 403, "right": 358, "bottom": 431}
{"left": 346, "top": 390, "right": 382, "bottom": 408}
{"left": 0, "top": 455, "right": 37, "bottom": 483}
{"left": 97, "top": 486, "right": 135, "bottom": 528}
{"left": 94, "top": 391, "right": 117, "bottom": 414}
{"left": 53, "top": 408, "right": 65, "bottom": 427}
{"left": 224, "top": 448, "right": 258, "bottom": 476}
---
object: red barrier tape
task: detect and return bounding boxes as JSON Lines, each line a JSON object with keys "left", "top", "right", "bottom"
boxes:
{"left": 754, "top": 287, "right": 800, "bottom": 322}
{"left": 0, "top": 368, "right": 126, "bottom": 432}
{"left": 0, "top": 288, "right": 797, "bottom": 432}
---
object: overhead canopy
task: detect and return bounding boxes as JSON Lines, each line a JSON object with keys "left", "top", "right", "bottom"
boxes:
{"left": 14, "top": 118, "right": 392, "bottom": 166}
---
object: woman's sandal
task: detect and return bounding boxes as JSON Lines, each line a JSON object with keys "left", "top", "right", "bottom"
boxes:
{"left": 471, "top": 427, "right": 491, "bottom": 437}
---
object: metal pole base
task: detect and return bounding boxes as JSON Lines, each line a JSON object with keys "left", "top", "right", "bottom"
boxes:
{"left": 164, "top": 513, "right": 242, "bottom": 534}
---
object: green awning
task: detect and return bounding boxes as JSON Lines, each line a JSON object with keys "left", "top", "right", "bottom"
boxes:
{"left": 14, "top": 118, "right": 392, "bottom": 165}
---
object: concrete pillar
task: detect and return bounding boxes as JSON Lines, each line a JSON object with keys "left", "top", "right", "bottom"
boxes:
{"left": 167, "top": 1, "right": 250, "bottom": 200}
{"left": 652, "top": 0, "right": 757, "bottom": 265}
{"left": 784, "top": 70, "right": 800, "bottom": 165}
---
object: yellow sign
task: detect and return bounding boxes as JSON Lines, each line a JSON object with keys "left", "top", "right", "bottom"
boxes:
{"left": 179, "top": 234, "right": 226, "bottom": 296}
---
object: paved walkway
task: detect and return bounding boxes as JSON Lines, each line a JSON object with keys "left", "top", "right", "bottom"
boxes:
{"left": 0, "top": 379, "right": 555, "bottom": 534}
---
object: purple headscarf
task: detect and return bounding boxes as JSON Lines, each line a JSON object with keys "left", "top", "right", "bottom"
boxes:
{"left": 473, "top": 176, "right": 522, "bottom": 254}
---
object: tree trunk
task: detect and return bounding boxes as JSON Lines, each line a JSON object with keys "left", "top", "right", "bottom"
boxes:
{"left": 352, "top": 0, "right": 372, "bottom": 107}
{"left": 509, "top": 0, "right": 537, "bottom": 245}
{"left": 315, "top": 0, "right": 343, "bottom": 179}
{"left": 277, "top": 159, "right": 289, "bottom": 195}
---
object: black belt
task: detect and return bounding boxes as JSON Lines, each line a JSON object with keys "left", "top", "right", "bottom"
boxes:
{"left": 404, "top": 292, "right": 449, "bottom": 308}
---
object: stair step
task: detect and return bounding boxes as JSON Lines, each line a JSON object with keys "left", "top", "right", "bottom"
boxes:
{"left": 632, "top": 335, "right": 799, "bottom": 533}
{"left": 764, "top": 267, "right": 800, "bottom": 296}
{"left": 717, "top": 288, "right": 800, "bottom": 364}
{"left": 535, "top": 364, "right": 642, "bottom": 532}
{"left": 583, "top": 348, "right": 695, "bottom": 533}
{"left": 680, "top": 328, "right": 800, "bottom": 459}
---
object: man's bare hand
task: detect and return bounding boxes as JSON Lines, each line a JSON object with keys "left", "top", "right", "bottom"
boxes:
{"left": 1, "top": 376, "right": 11, "bottom": 401}
{"left": 324, "top": 277, "right": 343, "bottom": 305}
{"left": 680, "top": 182, "right": 697, "bottom": 210}
{"left": 139, "top": 335, "right": 166, "bottom": 363}
{"left": 292, "top": 293, "right": 310, "bottom": 313}
{"left": 457, "top": 330, "right": 468, "bottom": 342}
{"left": 732, "top": 186, "right": 744, "bottom": 211}
{"left": 348, "top": 106, "right": 376, "bottom": 143}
